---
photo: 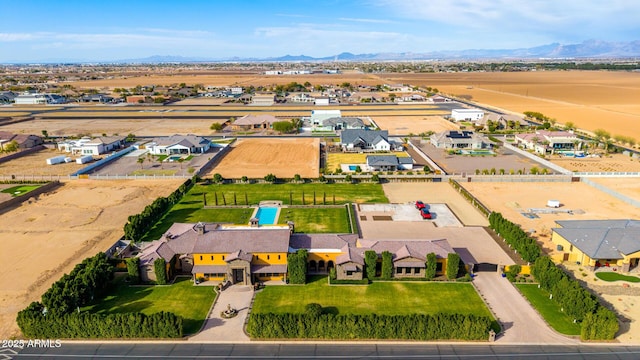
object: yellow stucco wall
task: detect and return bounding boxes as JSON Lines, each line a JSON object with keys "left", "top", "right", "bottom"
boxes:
{"left": 252, "top": 252, "right": 288, "bottom": 266}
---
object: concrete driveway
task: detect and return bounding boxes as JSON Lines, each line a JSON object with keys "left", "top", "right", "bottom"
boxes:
{"left": 473, "top": 272, "right": 578, "bottom": 344}
{"left": 189, "top": 285, "right": 253, "bottom": 342}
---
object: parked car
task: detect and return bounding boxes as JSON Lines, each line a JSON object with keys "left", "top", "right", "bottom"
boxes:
{"left": 415, "top": 201, "right": 425, "bottom": 209}
{"left": 420, "top": 208, "right": 432, "bottom": 219}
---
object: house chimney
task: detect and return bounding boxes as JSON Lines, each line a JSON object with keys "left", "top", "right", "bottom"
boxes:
{"left": 287, "top": 221, "right": 295, "bottom": 234}
{"left": 194, "top": 222, "right": 205, "bottom": 235}
{"left": 250, "top": 218, "right": 259, "bottom": 227}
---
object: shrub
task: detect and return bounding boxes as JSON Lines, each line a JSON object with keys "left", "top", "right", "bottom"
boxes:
{"left": 364, "top": 250, "right": 378, "bottom": 281}
{"left": 425, "top": 252, "right": 437, "bottom": 280}
{"left": 154, "top": 258, "right": 168, "bottom": 285}
{"left": 446, "top": 253, "right": 460, "bottom": 280}
{"left": 126, "top": 257, "right": 140, "bottom": 284}
{"left": 305, "top": 303, "right": 323, "bottom": 318}
{"left": 287, "top": 249, "right": 308, "bottom": 284}
{"left": 381, "top": 251, "right": 393, "bottom": 280}
{"left": 264, "top": 173, "right": 277, "bottom": 183}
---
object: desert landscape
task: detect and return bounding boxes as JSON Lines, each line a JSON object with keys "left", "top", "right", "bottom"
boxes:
{"left": 0, "top": 179, "right": 183, "bottom": 339}
{"left": 209, "top": 138, "right": 320, "bottom": 178}
{"left": 0, "top": 148, "right": 86, "bottom": 176}
{"left": 549, "top": 153, "right": 640, "bottom": 173}
{"left": 370, "top": 115, "right": 457, "bottom": 135}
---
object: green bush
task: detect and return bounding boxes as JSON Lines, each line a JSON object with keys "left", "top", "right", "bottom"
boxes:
{"left": 489, "top": 212, "right": 540, "bottom": 263}
{"left": 425, "top": 252, "right": 437, "bottom": 280}
{"left": 287, "top": 249, "right": 308, "bottom": 284}
{"left": 446, "top": 253, "right": 460, "bottom": 280}
{"left": 381, "top": 251, "right": 393, "bottom": 280}
{"left": 305, "top": 303, "right": 323, "bottom": 318}
{"left": 154, "top": 258, "right": 168, "bottom": 285}
{"left": 125, "top": 257, "right": 140, "bottom": 284}
{"left": 364, "top": 250, "right": 378, "bottom": 281}
{"left": 247, "top": 312, "right": 492, "bottom": 340}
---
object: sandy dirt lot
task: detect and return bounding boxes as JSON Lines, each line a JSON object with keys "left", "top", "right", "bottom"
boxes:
{"left": 382, "top": 183, "right": 489, "bottom": 226}
{"left": 0, "top": 179, "right": 183, "bottom": 339}
{"left": 549, "top": 153, "right": 640, "bottom": 173}
{"left": 371, "top": 115, "right": 458, "bottom": 135}
{"left": 209, "top": 138, "right": 319, "bottom": 178}
{"left": 0, "top": 148, "right": 85, "bottom": 176}
{"left": 1, "top": 118, "right": 227, "bottom": 137}
{"left": 591, "top": 177, "right": 640, "bottom": 202}
{"left": 460, "top": 182, "right": 640, "bottom": 253}
{"left": 379, "top": 71, "right": 640, "bottom": 138}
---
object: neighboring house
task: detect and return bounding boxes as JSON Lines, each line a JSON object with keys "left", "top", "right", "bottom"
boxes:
{"left": 81, "top": 93, "right": 114, "bottom": 103}
{"left": 515, "top": 130, "right": 582, "bottom": 155}
{"left": 0, "top": 131, "right": 43, "bottom": 149}
{"left": 147, "top": 134, "right": 211, "bottom": 155}
{"left": 311, "top": 109, "right": 341, "bottom": 125}
{"left": 476, "top": 113, "right": 523, "bottom": 130}
{"left": 401, "top": 94, "right": 425, "bottom": 102}
{"left": 232, "top": 114, "right": 278, "bottom": 130}
{"left": 340, "top": 129, "right": 391, "bottom": 151}
{"left": 288, "top": 93, "right": 315, "bottom": 103}
{"left": 319, "top": 117, "right": 366, "bottom": 131}
{"left": 430, "top": 130, "right": 486, "bottom": 149}
{"left": 251, "top": 93, "right": 276, "bottom": 106}
{"left": 119, "top": 221, "right": 457, "bottom": 284}
{"left": 14, "top": 92, "right": 66, "bottom": 105}
{"left": 314, "top": 97, "right": 330, "bottom": 106}
{"left": 57, "top": 136, "right": 125, "bottom": 155}
{"left": 551, "top": 219, "right": 640, "bottom": 272}
{"left": 366, "top": 155, "right": 413, "bottom": 171}
{"left": 428, "top": 95, "right": 449, "bottom": 103}
{"left": 0, "top": 91, "right": 17, "bottom": 104}
{"left": 451, "top": 109, "right": 484, "bottom": 121}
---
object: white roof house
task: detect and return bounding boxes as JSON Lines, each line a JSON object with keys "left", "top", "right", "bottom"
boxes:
{"left": 340, "top": 129, "right": 390, "bottom": 151}
{"left": 57, "top": 136, "right": 125, "bottom": 155}
{"left": 430, "top": 130, "right": 486, "bottom": 149}
{"left": 451, "top": 109, "right": 485, "bottom": 121}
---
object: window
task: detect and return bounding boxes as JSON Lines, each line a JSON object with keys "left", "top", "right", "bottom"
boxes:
{"left": 222, "top": 255, "right": 225, "bottom": 260}
{"left": 278, "top": 255, "right": 281, "bottom": 260}
{"left": 199, "top": 256, "right": 203, "bottom": 261}
{"left": 267, "top": 255, "right": 270, "bottom": 260}
{"left": 570, "top": 245, "right": 573, "bottom": 252}
{"left": 211, "top": 255, "right": 214, "bottom": 260}
{"left": 256, "top": 255, "right": 259, "bottom": 260}
{"left": 414, "top": 267, "right": 420, "bottom": 274}
{"left": 396, "top": 267, "right": 402, "bottom": 274}
{"left": 346, "top": 271, "right": 353, "bottom": 276}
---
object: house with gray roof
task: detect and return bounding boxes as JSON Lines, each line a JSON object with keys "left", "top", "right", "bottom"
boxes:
{"left": 340, "top": 129, "right": 390, "bottom": 151}
{"left": 147, "top": 134, "right": 211, "bottom": 155}
{"left": 552, "top": 219, "right": 640, "bottom": 272}
{"left": 430, "top": 130, "right": 486, "bottom": 149}
{"left": 366, "top": 155, "right": 413, "bottom": 171}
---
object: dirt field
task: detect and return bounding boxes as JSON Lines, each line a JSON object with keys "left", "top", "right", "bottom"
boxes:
{"left": 382, "top": 183, "right": 489, "bottom": 226}
{"left": 0, "top": 179, "right": 183, "bottom": 339}
{"left": 460, "top": 182, "right": 640, "bottom": 253}
{"left": 591, "top": 177, "right": 640, "bottom": 202}
{"left": 379, "top": 71, "right": 640, "bottom": 138}
{"left": 371, "top": 115, "right": 458, "bottom": 135}
{"left": 1, "top": 118, "right": 227, "bottom": 137}
{"left": 209, "top": 138, "right": 319, "bottom": 178}
{"left": 549, "top": 153, "right": 640, "bottom": 173}
{"left": 0, "top": 148, "right": 85, "bottom": 176}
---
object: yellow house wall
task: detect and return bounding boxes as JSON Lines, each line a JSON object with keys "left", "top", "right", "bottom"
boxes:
{"left": 551, "top": 231, "right": 594, "bottom": 265}
{"left": 252, "top": 252, "right": 288, "bottom": 266}
{"left": 504, "top": 265, "right": 532, "bottom": 275}
{"left": 437, "top": 258, "right": 447, "bottom": 275}
{"left": 623, "top": 250, "right": 640, "bottom": 264}
{"left": 193, "top": 253, "right": 228, "bottom": 266}
{"left": 307, "top": 251, "right": 340, "bottom": 264}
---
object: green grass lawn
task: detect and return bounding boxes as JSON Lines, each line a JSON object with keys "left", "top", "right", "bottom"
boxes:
{"left": 83, "top": 277, "right": 215, "bottom": 335}
{"left": 253, "top": 276, "right": 493, "bottom": 317}
{"left": 515, "top": 284, "right": 581, "bottom": 335}
{"left": 1, "top": 185, "right": 41, "bottom": 197}
{"left": 143, "top": 207, "right": 254, "bottom": 241}
{"left": 279, "top": 207, "right": 351, "bottom": 233}
{"left": 595, "top": 272, "right": 640, "bottom": 283}
{"left": 191, "top": 183, "right": 388, "bottom": 205}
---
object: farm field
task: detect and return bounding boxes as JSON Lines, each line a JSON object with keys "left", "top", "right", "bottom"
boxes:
{"left": 209, "top": 138, "right": 320, "bottom": 178}
{"left": 252, "top": 276, "right": 493, "bottom": 317}
{"left": 549, "top": 153, "right": 640, "bottom": 173}
{"left": 371, "top": 115, "right": 457, "bottom": 135}
{"left": 0, "top": 148, "right": 85, "bottom": 176}
{"left": 83, "top": 276, "right": 215, "bottom": 335}
{"left": 379, "top": 71, "right": 640, "bottom": 137}
{"left": 591, "top": 177, "right": 640, "bottom": 202}
{"left": 460, "top": 182, "right": 640, "bottom": 253}
{"left": 0, "top": 118, "right": 227, "bottom": 137}
{"left": 0, "top": 179, "right": 183, "bottom": 339}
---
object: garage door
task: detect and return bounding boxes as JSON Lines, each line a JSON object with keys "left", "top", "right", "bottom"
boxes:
{"left": 474, "top": 263, "right": 498, "bottom": 272}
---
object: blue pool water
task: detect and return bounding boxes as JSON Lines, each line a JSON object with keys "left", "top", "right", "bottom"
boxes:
{"left": 256, "top": 207, "right": 278, "bottom": 225}
{"left": 168, "top": 155, "right": 182, "bottom": 161}
{"left": 348, "top": 165, "right": 357, "bottom": 170}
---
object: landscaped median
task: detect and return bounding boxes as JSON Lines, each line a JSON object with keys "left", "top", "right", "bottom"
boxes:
{"left": 248, "top": 276, "right": 496, "bottom": 340}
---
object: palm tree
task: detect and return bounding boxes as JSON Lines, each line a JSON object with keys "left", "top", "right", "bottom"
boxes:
{"left": 137, "top": 157, "right": 144, "bottom": 169}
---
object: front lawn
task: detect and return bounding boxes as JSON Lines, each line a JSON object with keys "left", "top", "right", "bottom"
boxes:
{"left": 595, "top": 272, "right": 640, "bottom": 283}
{"left": 279, "top": 207, "right": 352, "bottom": 233}
{"left": 515, "top": 284, "right": 581, "bottom": 335}
{"left": 83, "top": 277, "right": 215, "bottom": 335}
{"left": 253, "top": 276, "right": 493, "bottom": 317}
{"left": 1, "top": 185, "right": 41, "bottom": 197}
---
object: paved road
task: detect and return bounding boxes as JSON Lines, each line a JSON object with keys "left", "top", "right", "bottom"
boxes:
{"left": 473, "top": 272, "right": 578, "bottom": 344}
{"left": 7, "top": 343, "right": 640, "bottom": 359}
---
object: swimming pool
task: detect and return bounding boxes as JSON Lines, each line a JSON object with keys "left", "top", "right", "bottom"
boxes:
{"left": 460, "top": 149, "right": 495, "bottom": 156}
{"left": 167, "top": 155, "right": 182, "bottom": 162}
{"left": 348, "top": 165, "right": 358, "bottom": 171}
{"left": 255, "top": 207, "right": 278, "bottom": 225}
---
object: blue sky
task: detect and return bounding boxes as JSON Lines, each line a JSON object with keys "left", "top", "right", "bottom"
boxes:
{"left": 1, "top": 0, "right": 638, "bottom": 62}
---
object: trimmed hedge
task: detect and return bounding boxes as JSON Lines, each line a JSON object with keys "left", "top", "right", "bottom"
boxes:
{"left": 287, "top": 249, "right": 308, "bottom": 284}
{"left": 17, "top": 303, "right": 182, "bottom": 339}
{"left": 489, "top": 212, "right": 540, "bottom": 263}
{"left": 532, "top": 257, "right": 618, "bottom": 340}
{"left": 247, "top": 312, "right": 492, "bottom": 340}
{"left": 381, "top": 251, "right": 393, "bottom": 280}
{"left": 425, "top": 252, "right": 437, "bottom": 280}
{"left": 364, "top": 250, "right": 377, "bottom": 281}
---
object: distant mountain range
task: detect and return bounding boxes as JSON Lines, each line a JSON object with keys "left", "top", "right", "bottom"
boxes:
{"left": 24, "top": 40, "right": 640, "bottom": 64}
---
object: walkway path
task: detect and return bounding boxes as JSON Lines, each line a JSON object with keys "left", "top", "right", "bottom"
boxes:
{"left": 189, "top": 285, "right": 253, "bottom": 342}
{"left": 473, "top": 272, "right": 578, "bottom": 344}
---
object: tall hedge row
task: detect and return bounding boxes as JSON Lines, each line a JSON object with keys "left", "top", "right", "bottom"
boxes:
{"left": 247, "top": 312, "right": 492, "bottom": 340}
{"left": 425, "top": 252, "right": 437, "bottom": 280}
{"left": 381, "top": 251, "right": 393, "bottom": 280}
{"left": 364, "top": 250, "right": 378, "bottom": 281}
{"left": 123, "top": 176, "right": 196, "bottom": 241}
{"left": 17, "top": 303, "right": 182, "bottom": 339}
{"left": 532, "top": 257, "right": 618, "bottom": 340}
{"left": 287, "top": 249, "right": 308, "bottom": 284}
{"left": 489, "top": 212, "right": 540, "bottom": 263}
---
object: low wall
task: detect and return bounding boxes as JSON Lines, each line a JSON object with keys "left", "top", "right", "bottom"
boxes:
{"left": 0, "top": 145, "right": 46, "bottom": 165}
{"left": 581, "top": 177, "right": 640, "bottom": 208}
{"left": 408, "top": 141, "right": 446, "bottom": 174}
{"left": 0, "top": 181, "right": 62, "bottom": 214}
{"left": 467, "top": 175, "right": 572, "bottom": 182}
{"left": 502, "top": 143, "right": 572, "bottom": 175}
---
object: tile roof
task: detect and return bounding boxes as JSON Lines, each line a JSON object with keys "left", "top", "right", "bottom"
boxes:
{"left": 192, "top": 265, "right": 228, "bottom": 274}
{"left": 289, "top": 234, "right": 358, "bottom": 250}
{"left": 360, "top": 239, "right": 454, "bottom": 260}
{"left": 336, "top": 245, "right": 364, "bottom": 265}
{"left": 226, "top": 249, "right": 253, "bottom": 262}
{"left": 234, "top": 114, "right": 278, "bottom": 126}
{"left": 340, "top": 129, "right": 388, "bottom": 145}
{"left": 251, "top": 264, "right": 288, "bottom": 274}
{"left": 152, "top": 134, "right": 210, "bottom": 148}
{"left": 367, "top": 155, "right": 400, "bottom": 166}
{"left": 554, "top": 219, "right": 640, "bottom": 259}
{"left": 192, "top": 227, "right": 291, "bottom": 254}
{"left": 138, "top": 240, "right": 176, "bottom": 266}
{"left": 323, "top": 117, "right": 365, "bottom": 127}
